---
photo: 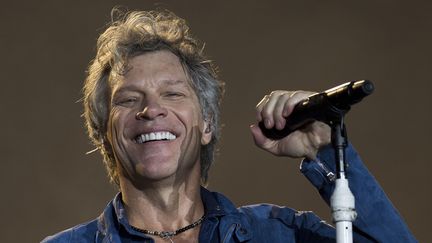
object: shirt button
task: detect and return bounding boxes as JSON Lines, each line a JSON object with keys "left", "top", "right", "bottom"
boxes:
{"left": 239, "top": 228, "right": 247, "bottom": 234}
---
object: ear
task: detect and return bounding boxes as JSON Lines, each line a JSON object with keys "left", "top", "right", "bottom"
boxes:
{"left": 201, "top": 120, "right": 213, "bottom": 145}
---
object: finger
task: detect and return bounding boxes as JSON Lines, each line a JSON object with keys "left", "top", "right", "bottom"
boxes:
{"left": 249, "top": 124, "right": 277, "bottom": 154}
{"left": 273, "top": 92, "right": 291, "bottom": 130}
{"left": 255, "top": 95, "right": 269, "bottom": 122}
{"left": 250, "top": 124, "right": 267, "bottom": 147}
{"left": 283, "top": 91, "right": 316, "bottom": 117}
{"left": 261, "top": 91, "right": 290, "bottom": 129}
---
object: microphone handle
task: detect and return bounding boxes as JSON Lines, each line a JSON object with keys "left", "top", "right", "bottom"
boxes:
{"left": 258, "top": 80, "right": 374, "bottom": 140}
{"left": 258, "top": 93, "right": 330, "bottom": 139}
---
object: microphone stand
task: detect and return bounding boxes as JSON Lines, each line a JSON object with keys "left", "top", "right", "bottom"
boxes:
{"left": 259, "top": 80, "right": 374, "bottom": 243}
{"left": 328, "top": 115, "right": 357, "bottom": 243}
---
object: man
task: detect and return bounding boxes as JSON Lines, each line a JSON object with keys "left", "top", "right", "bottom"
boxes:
{"left": 43, "top": 9, "right": 416, "bottom": 242}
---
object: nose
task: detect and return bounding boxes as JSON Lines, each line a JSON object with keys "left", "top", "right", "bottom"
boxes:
{"left": 135, "top": 101, "right": 168, "bottom": 120}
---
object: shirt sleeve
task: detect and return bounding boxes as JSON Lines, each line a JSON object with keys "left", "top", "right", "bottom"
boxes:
{"left": 300, "top": 143, "right": 417, "bottom": 243}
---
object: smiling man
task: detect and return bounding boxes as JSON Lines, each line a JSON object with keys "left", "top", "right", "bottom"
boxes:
{"left": 42, "top": 9, "right": 416, "bottom": 243}
{"left": 107, "top": 51, "right": 210, "bottom": 241}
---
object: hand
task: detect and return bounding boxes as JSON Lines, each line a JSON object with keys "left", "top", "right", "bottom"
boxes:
{"left": 250, "top": 90, "right": 331, "bottom": 160}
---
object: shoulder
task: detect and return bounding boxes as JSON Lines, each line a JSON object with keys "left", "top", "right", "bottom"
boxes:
{"left": 238, "top": 203, "right": 297, "bottom": 219}
{"left": 238, "top": 203, "right": 328, "bottom": 229}
{"left": 204, "top": 188, "right": 325, "bottom": 227}
{"left": 41, "top": 219, "right": 98, "bottom": 243}
{"left": 236, "top": 204, "right": 334, "bottom": 241}
{"left": 238, "top": 203, "right": 297, "bottom": 222}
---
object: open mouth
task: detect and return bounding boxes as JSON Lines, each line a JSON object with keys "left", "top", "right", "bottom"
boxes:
{"left": 134, "top": 131, "right": 177, "bottom": 144}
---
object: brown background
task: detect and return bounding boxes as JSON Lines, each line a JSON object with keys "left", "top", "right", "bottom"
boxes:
{"left": 1, "top": 0, "right": 430, "bottom": 242}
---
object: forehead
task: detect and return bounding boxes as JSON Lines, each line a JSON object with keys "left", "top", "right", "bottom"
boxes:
{"left": 111, "top": 50, "right": 192, "bottom": 90}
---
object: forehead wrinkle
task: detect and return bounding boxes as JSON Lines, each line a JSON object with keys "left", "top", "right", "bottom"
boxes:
{"left": 112, "top": 79, "right": 190, "bottom": 96}
{"left": 111, "top": 51, "right": 193, "bottom": 95}
{"left": 160, "top": 79, "right": 194, "bottom": 91}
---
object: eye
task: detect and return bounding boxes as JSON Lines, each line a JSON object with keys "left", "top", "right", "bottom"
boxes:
{"left": 164, "top": 92, "right": 185, "bottom": 98}
{"left": 115, "top": 97, "right": 138, "bottom": 106}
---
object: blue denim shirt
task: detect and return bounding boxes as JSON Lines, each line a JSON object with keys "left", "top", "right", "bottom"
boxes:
{"left": 42, "top": 144, "right": 417, "bottom": 242}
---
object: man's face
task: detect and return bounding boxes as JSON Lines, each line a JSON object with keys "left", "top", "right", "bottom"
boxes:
{"left": 107, "top": 50, "right": 212, "bottom": 185}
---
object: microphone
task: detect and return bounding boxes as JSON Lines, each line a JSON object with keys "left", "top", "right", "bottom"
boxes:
{"left": 259, "top": 80, "right": 374, "bottom": 139}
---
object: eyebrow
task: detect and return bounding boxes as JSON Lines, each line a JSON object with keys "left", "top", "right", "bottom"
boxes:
{"left": 113, "top": 79, "right": 190, "bottom": 95}
{"left": 159, "top": 79, "right": 190, "bottom": 88}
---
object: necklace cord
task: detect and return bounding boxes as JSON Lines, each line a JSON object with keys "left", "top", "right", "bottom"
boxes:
{"left": 130, "top": 214, "right": 205, "bottom": 240}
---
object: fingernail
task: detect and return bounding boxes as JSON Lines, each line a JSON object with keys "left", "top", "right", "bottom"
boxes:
{"left": 276, "top": 121, "right": 282, "bottom": 130}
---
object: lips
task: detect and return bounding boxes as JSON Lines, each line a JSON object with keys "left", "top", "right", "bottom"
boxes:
{"left": 134, "top": 131, "right": 177, "bottom": 144}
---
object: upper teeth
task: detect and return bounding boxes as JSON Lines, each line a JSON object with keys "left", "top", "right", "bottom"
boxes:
{"left": 136, "top": 131, "right": 176, "bottom": 144}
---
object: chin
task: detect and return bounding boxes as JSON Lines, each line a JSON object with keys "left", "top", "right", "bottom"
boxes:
{"left": 134, "top": 160, "right": 178, "bottom": 180}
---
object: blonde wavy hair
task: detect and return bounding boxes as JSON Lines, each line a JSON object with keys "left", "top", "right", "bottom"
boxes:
{"left": 83, "top": 9, "right": 224, "bottom": 186}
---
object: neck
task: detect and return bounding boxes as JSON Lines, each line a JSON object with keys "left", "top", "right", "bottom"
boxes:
{"left": 119, "top": 171, "right": 204, "bottom": 232}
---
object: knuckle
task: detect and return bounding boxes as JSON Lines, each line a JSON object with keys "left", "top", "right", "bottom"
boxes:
{"left": 280, "top": 92, "right": 291, "bottom": 98}
{"left": 256, "top": 95, "right": 269, "bottom": 108}
{"left": 270, "top": 90, "right": 287, "bottom": 96}
{"left": 262, "top": 109, "right": 272, "bottom": 117}
{"left": 289, "top": 90, "right": 302, "bottom": 98}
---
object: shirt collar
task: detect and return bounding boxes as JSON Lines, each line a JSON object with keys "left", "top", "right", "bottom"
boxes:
{"left": 97, "top": 192, "right": 151, "bottom": 241}
{"left": 200, "top": 186, "right": 229, "bottom": 217}
{"left": 97, "top": 187, "right": 247, "bottom": 240}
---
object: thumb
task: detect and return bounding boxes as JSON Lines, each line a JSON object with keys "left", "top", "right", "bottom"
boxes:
{"left": 250, "top": 124, "right": 270, "bottom": 148}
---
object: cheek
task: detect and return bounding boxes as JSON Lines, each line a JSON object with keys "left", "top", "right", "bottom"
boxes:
{"left": 107, "top": 110, "right": 127, "bottom": 143}
{"left": 183, "top": 103, "right": 204, "bottom": 128}
{"left": 107, "top": 110, "right": 135, "bottom": 163}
